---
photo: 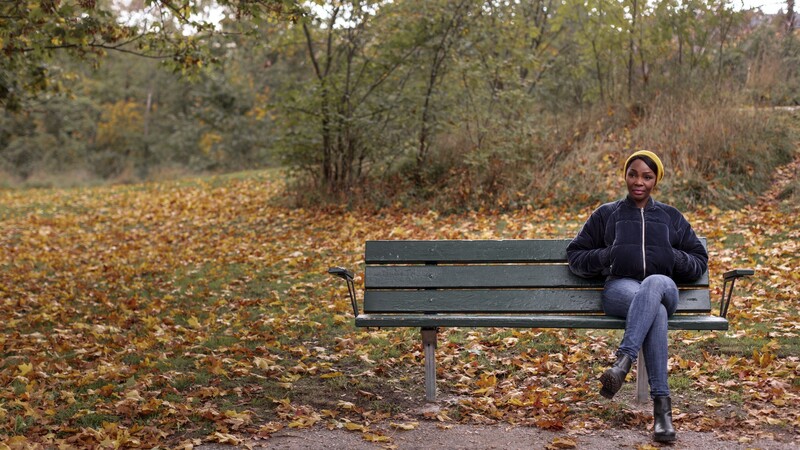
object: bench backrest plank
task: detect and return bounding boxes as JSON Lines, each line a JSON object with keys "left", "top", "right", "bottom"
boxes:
{"left": 366, "top": 265, "right": 709, "bottom": 289}
{"left": 363, "top": 239, "right": 711, "bottom": 315}
{"left": 364, "top": 290, "right": 711, "bottom": 313}
{"left": 366, "top": 239, "right": 572, "bottom": 263}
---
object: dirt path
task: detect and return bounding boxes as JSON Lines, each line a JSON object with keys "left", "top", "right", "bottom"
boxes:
{"left": 193, "top": 393, "right": 798, "bottom": 449}
{"left": 197, "top": 421, "right": 797, "bottom": 449}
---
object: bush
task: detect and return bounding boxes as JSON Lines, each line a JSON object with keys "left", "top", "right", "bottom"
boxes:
{"left": 324, "top": 95, "right": 796, "bottom": 213}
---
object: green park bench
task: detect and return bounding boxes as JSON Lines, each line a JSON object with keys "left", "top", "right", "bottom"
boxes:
{"left": 329, "top": 239, "right": 753, "bottom": 403}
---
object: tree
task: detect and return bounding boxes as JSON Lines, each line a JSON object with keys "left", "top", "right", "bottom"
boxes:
{"left": 0, "top": 0, "right": 297, "bottom": 111}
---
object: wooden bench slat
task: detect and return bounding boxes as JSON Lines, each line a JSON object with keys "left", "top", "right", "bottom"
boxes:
{"left": 365, "top": 265, "right": 709, "bottom": 289}
{"left": 366, "top": 239, "right": 572, "bottom": 263}
{"left": 355, "top": 313, "right": 729, "bottom": 330}
{"left": 365, "top": 238, "right": 707, "bottom": 264}
{"left": 363, "top": 289, "right": 712, "bottom": 313}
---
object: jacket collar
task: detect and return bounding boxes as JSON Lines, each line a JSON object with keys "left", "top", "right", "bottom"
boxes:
{"left": 623, "top": 195, "right": 655, "bottom": 209}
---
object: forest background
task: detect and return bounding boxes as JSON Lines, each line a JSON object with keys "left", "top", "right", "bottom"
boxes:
{"left": 1, "top": 0, "right": 799, "bottom": 211}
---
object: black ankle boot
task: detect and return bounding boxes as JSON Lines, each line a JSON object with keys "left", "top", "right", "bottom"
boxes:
{"left": 599, "top": 354, "right": 633, "bottom": 399}
{"left": 653, "top": 396, "right": 677, "bottom": 442}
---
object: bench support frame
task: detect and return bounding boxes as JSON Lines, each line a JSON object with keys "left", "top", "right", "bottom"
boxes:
{"left": 419, "top": 330, "right": 652, "bottom": 404}
{"left": 636, "top": 350, "right": 648, "bottom": 404}
{"left": 422, "top": 328, "right": 438, "bottom": 402}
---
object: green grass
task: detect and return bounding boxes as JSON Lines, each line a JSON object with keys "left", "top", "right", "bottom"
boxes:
{"left": 668, "top": 375, "right": 693, "bottom": 392}
{"left": 171, "top": 375, "right": 196, "bottom": 392}
{"left": 74, "top": 413, "right": 122, "bottom": 428}
{"left": 203, "top": 335, "right": 239, "bottom": 350}
{"left": 709, "top": 322, "right": 800, "bottom": 358}
{"left": 714, "top": 368, "right": 735, "bottom": 382}
{"left": 156, "top": 356, "right": 196, "bottom": 372}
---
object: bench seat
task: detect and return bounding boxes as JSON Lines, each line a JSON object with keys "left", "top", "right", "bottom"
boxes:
{"left": 355, "top": 313, "right": 730, "bottom": 330}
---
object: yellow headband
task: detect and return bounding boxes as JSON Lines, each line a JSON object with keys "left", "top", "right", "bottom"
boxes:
{"left": 624, "top": 150, "right": 664, "bottom": 184}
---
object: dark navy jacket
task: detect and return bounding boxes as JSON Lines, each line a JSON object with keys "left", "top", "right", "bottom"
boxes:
{"left": 566, "top": 196, "right": 708, "bottom": 282}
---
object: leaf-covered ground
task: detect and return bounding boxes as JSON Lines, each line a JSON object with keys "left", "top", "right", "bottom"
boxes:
{"left": 0, "top": 164, "right": 798, "bottom": 448}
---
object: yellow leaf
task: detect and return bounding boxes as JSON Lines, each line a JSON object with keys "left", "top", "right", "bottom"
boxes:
{"left": 6, "top": 436, "right": 30, "bottom": 448}
{"left": 288, "top": 414, "right": 320, "bottom": 428}
{"left": 17, "top": 363, "right": 33, "bottom": 377}
{"left": 320, "top": 372, "right": 343, "bottom": 379}
{"left": 390, "top": 421, "right": 419, "bottom": 430}
{"left": 187, "top": 316, "right": 201, "bottom": 328}
{"left": 472, "top": 387, "right": 494, "bottom": 395}
{"left": 208, "top": 432, "right": 242, "bottom": 444}
{"left": 337, "top": 401, "right": 357, "bottom": 410}
{"left": 253, "top": 357, "right": 270, "bottom": 370}
{"left": 344, "top": 422, "right": 367, "bottom": 432}
{"left": 636, "top": 444, "right": 660, "bottom": 450}
{"left": 547, "top": 436, "right": 577, "bottom": 449}
{"left": 224, "top": 410, "right": 252, "bottom": 421}
{"left": 766, "top": 417, "right": 783, "bottom": 425}
{"left": 125, "top": 390, "right": 144, "bottom": 401}
{"left": 258, "top": 422, "right": 284, "bottom": 434}
{"left": 705, "top": 398, "right": 724, "bottom": 408}
{"left": 363, "top": 433, "right": 391, "bottom": 443}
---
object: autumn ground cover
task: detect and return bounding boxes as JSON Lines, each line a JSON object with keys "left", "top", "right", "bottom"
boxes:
{"left": 0, "top": 161, "right": 798, "bottom": 448}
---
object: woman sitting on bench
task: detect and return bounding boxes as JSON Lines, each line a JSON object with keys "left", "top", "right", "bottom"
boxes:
{"left": 565, "top": 150, "right": 708, "bottom": 443}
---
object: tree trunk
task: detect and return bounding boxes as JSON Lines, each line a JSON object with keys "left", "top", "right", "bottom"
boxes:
{"left": 591, "top": 40, "right": 605, "bottom": 102}
{"left": 627, "top": 0, "right": 638, "bottom": 100}
{"left": 417, "top": 1, "right": 470, "bottom": 172}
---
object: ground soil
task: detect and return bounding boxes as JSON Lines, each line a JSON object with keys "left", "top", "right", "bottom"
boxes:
{"left": 196, "top": 395, "right": 798, "bottom": 450}
{"left": 197, "top": 420, "right": 797, "bottom": 450}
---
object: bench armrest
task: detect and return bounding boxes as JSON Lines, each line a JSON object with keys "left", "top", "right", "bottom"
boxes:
{"left": 720, "top": 268, "right": 754, "bottom": 318}
{"left": 723, "top": 269, "right": 755, "bottom": 280}
{"left": 328, "top": 266, "right": 359, "bottom": 317}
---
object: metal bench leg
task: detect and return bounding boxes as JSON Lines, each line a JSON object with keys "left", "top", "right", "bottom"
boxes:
{"left": 636, "top": 349, "right": 649, "bottom": 404}
{"left": 422, "top": 328, "right": 437, "bottom": 402}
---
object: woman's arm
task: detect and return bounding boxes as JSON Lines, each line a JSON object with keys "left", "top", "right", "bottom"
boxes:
{"left": 567, "top": 209, "right": 611, "bottom": 278}
{"left": 671, "top": 218, "right": 708, "bottom": 282}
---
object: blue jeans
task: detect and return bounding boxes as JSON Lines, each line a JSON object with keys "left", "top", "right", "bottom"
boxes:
{"left": 602, "top": 275, "right": 679, "bottom": 398}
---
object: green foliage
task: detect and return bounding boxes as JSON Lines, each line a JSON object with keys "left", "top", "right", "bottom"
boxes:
{"left": 0, "top": 1, "right": 127, "bottom": 110}
{"left": 0, "top": 0, "right": 798, "bottom": 210}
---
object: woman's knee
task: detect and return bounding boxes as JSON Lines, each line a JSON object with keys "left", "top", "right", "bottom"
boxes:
{"left": 643, "top": 274, "right": 676, "bottom": 290}
{"left": 643, "top": 275, "right": 679, "bottom": 314}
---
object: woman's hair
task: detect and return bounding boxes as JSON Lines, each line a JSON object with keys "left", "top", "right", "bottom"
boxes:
{"left": 625, "top": 155, "right": 659, "bottom": 179}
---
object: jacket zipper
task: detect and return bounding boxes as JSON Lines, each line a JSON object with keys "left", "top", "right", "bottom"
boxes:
{"left": 640, "top": 207, "right": 646, "bottom": 279}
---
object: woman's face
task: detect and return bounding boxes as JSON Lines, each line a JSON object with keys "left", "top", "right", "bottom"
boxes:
{"left": 626, "top": 158, "right": 656, "bottom": 207}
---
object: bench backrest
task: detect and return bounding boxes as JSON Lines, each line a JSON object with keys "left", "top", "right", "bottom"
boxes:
{"left": 363, "top": 239, "right": 711, "bottom": 315}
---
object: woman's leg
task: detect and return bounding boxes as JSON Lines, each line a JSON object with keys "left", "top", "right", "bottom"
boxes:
{"left": 643, "top": 305, "right": 671, "bottom": 398}
{"left": 603, "top": 275, "right": 679, "bottom": 362}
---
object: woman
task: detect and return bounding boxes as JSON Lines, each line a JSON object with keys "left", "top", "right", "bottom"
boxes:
{"left": 566, "top": 150, "right": 708, "bottom": 443}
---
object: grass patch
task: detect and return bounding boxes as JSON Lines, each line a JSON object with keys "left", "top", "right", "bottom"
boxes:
{"left": 171, "top": 375, "right": 196, "bottom": 392}
{"left": 203, "top": 335, "right": 239, "bottom": 350}
{"left": 156, "top": 355, "right": 196, "bottom": 372}
{"left": 526, "top": 331, "right": 569, "bottom": 354}
{"left": 668, "top": 375, "right": 693, "bottom": 392}
{"left": 367, "top": 336, "right": 404, "bottom": 360}
{"left": 74, "top": 413, "right": 122, "bottom": 429}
